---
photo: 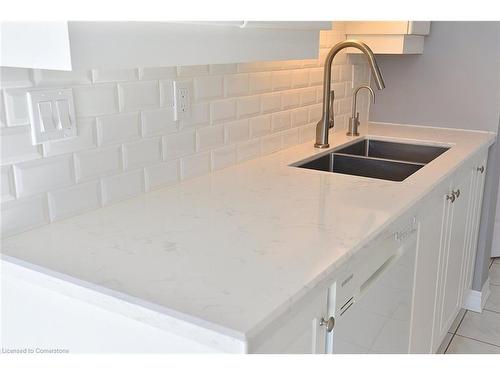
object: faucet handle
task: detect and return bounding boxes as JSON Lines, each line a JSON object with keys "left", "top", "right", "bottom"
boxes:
{"left": 329, "top": 90, "right": 335, "bottom": 128}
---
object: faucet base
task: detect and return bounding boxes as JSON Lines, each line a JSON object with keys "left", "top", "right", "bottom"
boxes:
{"left": 346, "top": 131, "right": 360, "bottom": 137}
{"left": 314, "top": 143, "right": 330, "bottom": 149}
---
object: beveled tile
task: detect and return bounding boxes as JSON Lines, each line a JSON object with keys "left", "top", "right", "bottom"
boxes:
{"left": 449, "top": 309, "right": 466, "bottom": 334}
{"left": 446, "top": 335, "right": 500, "bottom": 354}
{"left": 490, "top": 263, "right": 500, "bottom": 286}
{"left": 436, "top": 333, "right": 453, "bottom": 354}
{"left": 494, "top": 258, "right": 500, "bottom": 265}
{"left": 485, "top": 284, "right": 500, "bottom": 314}
{"left": 457, "top": 309, "right": 500, "bottom": 346}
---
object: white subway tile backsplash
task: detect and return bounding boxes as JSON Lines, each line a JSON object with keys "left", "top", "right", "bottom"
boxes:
{"left": 282, "top": 128, "right": 299, "bottom": 148}
{"left": 291, "top": 107, "right": 309, "bottom": 128}
{"left": 13, "top": 155, "right": 74, "bottom": 197}
{"left": 43, "top": 118, "right": 97, "bottom": 157}
{"left": 332, "top": 82, "right": 346, "bottom": 98}
{"left": 141, "top": 107, "right": 177, "bottom": 136}
{"left": 97, "top": 112, "right": 141, "bottom": 145}
{"left": 224, "top": 74, "right": 249, "bottom": 97}
{"left": 272, "top": 70, "right": 292, "bottom": 91}
{"left": 249, "top": 72, "right": 272, "bottom": 94}
{"left": 139, "top": 67, "right": 177, "bottom": 80}
{"left": 48, "top": 181, "right": 101, "bottom": 221}
{"left": 0, "top": 126, "right": 42, "bottom": 165}
{"left": 261, "top": 133, "right": 283, "bottom": 155}
{"left": 237, "top": 139, "right": 261, "bottom": 162}
{"left": 299, "top": 123, "right": 316, "bottom": 142}
{"left": 224, "top": 120, "right": 249, "bottom": 144}
{"left": 3, "top": 88, "right": 30, "bottom": 126}
{"left": 0, "top": 67, "right": 33, "bottom": 88}
{"left": 0, "top": 90, "right": 6, "bottom": 127}
{"left": 163, "top": 131, "right": 196, "bottom": 158}
{"left": 75, "top": 145, "right": 123, "bottom": 181}
{"left": 1, "top": 165, "right": 16, "bottom": 202}
{"left": 271, "top": 111, "right": 291, "bottom": 132}
{"left": 92, "top": 68, "right": 138, "bottom": 83}
{"left": 261, "top": 93, "right": 281, "bottom": 113}
{"left": 196, "top": 125, "right": 225, "bottom": 151}
{"left": 309, "top": 68, "right": 324, "bottom": 86}
{"left": 181, "top": 152, "right": 211, "bottom": 180}
{"left": 309, "top": 104, "right": 323, "bottom": 123}
{"left": 144, "top": 160, "right": 179, "bottom": 191}
{"left": 101, "top": 170, "right": 144, "bottom": 205}
{"left": 181, "top": 102, "right": 210, "bottom": 128}
{"left": 300, "top": 87, "right": 317, "bottom": 105}
{"left": 194, "top": 75, "right": 223, "bottom": 100}
{"left": 118, "top": 81, "right": 160, "bottom": 111}
{"left": 211, "top": 99, "right": 237, "bottom": 123}
{"left": 1, "top": 195, "right": 49, "bottom": 236}
{"left": 249, "top": 115, "right": 271, "bottom": 138}
{"left": 291, "top": 69, "right": 310, "bottom": 88}
{"left": 32, "top": 69, "right": 91, "bottom": 86}
{"left": 212, "top": 145, "right": 237, "bottom": 171}
{"left": 209, "top": 64, "right": 238, "bottom": 75}
{"left": 73, "top": 84, "right": 119, "bottom": 117}
{"left": 281, "top": 91, "right": 300, "bottom": 109}
{"left": 123, "top": 137, "right": 162, "bottom": 169}
{"left": 177, "top": 65, "right": 209, "bottom": 77}
{"left": 237, "top": 96, "right": 261, "bottom": 118}
{"left": 339, "top": 65, "right": 352, "bottom": 82}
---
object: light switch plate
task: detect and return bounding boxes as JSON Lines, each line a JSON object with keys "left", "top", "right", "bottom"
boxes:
{"left": 27, "top": 88, "right": 77, "bottom": 145}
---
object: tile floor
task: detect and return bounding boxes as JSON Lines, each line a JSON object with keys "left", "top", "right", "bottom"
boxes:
{"left": 441, "top": 257, "right": 500, "bottom": 354}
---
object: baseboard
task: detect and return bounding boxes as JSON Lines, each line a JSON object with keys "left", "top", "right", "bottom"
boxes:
{"left": 462, "top": 278, "right": 491, "bottom": 313}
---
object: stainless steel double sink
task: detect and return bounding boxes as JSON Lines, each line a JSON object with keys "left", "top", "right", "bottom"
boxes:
{"left": 294, "top": 139, "right": 450, "bottom": 182}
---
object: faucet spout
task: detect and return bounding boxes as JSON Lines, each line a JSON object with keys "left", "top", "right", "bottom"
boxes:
{"left": 315, "top": 40, "right": 385, "bottom": 148}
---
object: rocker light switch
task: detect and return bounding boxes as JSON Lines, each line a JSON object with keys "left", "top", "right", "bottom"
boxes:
{"left": 27, "top": 88, "right": 77, "bottom": 144}
{"left": 38, "top": 101, "right": 55, "bottom": 132}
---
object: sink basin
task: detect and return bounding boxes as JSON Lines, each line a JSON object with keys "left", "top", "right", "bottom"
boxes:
{"left": 334, "top": 139, "right": 450, "bottom": 164}
{"left": 296, "top": 153, "right": 424, "bottom": 182}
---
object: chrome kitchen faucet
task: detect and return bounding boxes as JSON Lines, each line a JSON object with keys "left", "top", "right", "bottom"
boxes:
{"left": 315, "top": 40, "right": 385, "bottom": 148}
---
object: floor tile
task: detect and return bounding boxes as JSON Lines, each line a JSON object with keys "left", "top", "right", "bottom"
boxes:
{"left": 490, "top": 263, "right": 500, "bottom": 286}
{"left": 457, "top": 309, "right": 500, "bottom": 346}
{"left": 446, "top": 335, "right": 500, "bottom": 354}
{"left": 485, "top": 284, "right": 500, "bottom": 314}
{"left": 448, "top": 309, "right": 466, "bottom": 334}
{"left": 436, "top": 333, "right": 453, "bottom": 354}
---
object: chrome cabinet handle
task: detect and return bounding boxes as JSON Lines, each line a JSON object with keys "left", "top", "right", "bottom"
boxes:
{"left": 453, "top": 189, "right": 460, "bottom": 198}
{"left": 320, "top": 316, "right": 335, "bottom": 332}
{"left": 446, "top": 193, "right": 456, "bottom": 203}
{"left": 477, "top": 166, "right": 485, "bottom": 173}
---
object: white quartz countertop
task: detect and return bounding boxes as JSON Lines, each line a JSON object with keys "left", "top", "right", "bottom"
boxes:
{"left": 1, "top": 122, "right": 495, "bottom": 346}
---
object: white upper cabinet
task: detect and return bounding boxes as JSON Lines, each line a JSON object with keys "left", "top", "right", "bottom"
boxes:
{"left": 345, "top": 21, "right": 431, "bottom": 54}
{"left": 0, "top": 21, "right": 331, "bottom": 71}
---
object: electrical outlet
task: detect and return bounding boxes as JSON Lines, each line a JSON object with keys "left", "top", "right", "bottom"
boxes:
{"left": 173, "top": 80, "right": 193, "bottom": 121}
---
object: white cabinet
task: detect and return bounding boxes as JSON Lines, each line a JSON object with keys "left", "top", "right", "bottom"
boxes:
{"left": 345, "top": 21, "right": 431, "bottom": 54}
{"left": 0, "top": 21, "right": 331, "bottom": 71}
{"left": 250, "top": 289, "right": 328, "bottom": 353}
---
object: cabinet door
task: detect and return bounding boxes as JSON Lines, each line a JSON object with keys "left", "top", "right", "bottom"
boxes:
{"left": 410, "top": 190, "right": 448, "bottom": 353}
{"left": 462, "top": 155, "right": 488, "bottom": 294}
{"left": 436, "top": 170, "right": 472, "bottom": 341}
{"left": 250, "top": 289, "right": 328, "bottom": 353}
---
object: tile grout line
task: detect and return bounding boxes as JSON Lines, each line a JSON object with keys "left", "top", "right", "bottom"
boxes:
{"left": 444, "top": 310, "right": 468, "bottom": 354}
{"left": 482, "top": 308, "right": 500, "bottom": 315}
{"left": 454, "top": 333, "right": 500, "bottom": 349}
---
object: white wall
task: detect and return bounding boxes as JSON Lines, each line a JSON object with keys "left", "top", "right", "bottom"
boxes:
{"left": 0, "top": 25, "right": 370, "bottom": 237}
{"left": 369, "top": 21, "right": 500, "bottom": 288}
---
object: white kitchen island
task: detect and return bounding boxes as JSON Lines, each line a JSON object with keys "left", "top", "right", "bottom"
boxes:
{"left": 1, "top": 122, "right": 495, "bottom": 353}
